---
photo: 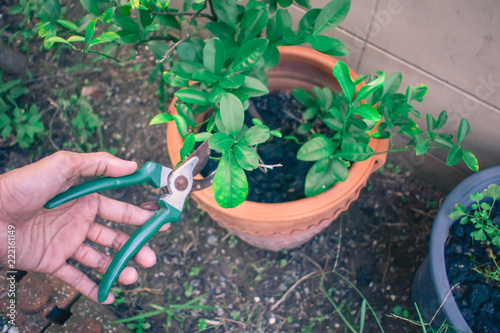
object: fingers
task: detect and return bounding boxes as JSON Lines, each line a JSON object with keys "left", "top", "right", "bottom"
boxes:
{"left": 71, "top": 243, "right": 139, "bottom": 285}
{"left": 96, "top": 196, "right": 155, "bottom": 227}
{"left": 96, "top": 195, "right": 170, "bottom": 232}
{"left": 52, "top": 263, "right": 115, "bottom": 304}
{"left": 52, "top": 150, "right": 138, "bottom": 179}
{"left": 87, "top": 222, "right": 157, "bottom": 268}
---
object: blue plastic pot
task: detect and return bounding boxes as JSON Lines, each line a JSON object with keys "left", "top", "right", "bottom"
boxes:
{"left": 412, "top": 166, "right": 500, "bottom": 333}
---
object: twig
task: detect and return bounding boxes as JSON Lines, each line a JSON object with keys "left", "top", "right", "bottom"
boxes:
{"left": 47, "top": 97, "right": 61, "bottom": 151}
{"left": 429, "top": 283, "right": 460, "bottom": 325}
{"left": 157, "top": 0, "right": 212, "bottom": 63}
{"left": 332, "top": 217, "right": 343, "bottom": 272}
{"left": 152, "top": 11, "right": 215, "bottom": 19}
{"left": 121, "top": 287, "right": 163, "bottom": 294}
{"left": 270, "top": 271, "right": 317, "bottom": 311}
{"left": 381, "top": 234, "right": 392, "bottom": 284}
{"left": 214, "top": 317, "right": 247, "bottom": 327}
{"left": 258, "top": 163, "right": 282, "bottom": 170}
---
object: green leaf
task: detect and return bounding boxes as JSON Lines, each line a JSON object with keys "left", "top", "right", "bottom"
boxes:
{"left": 176, "top": 104, "right": 195, "bottom": 127}
{"left": 297, "top": 135, "right": 335, "bottom": 161}
{"left": 355, "top": 73, "right": 385, "bottom": 102}
{"left": 312, "top": 87, "right": 333, "bottom": 109}
{"left": 100, "top": 7, "right": 116, "bottom": 24}
{"left": 294, "top": 0, "right": 311, "bottom": 8}
{"left": 195, "top": 132, "right": 211, "bottom": 142}
{"left": 233, "top": 144, "right": 259, "bottom": 171}
{"left": 212, "top": 0, "right": 238, "bottom": 27}
{"left": 85, "top": 19, "right": 96, "bottom": 46}
{"left": 56, "top": 19, "right": 78, "bottom": 31}
{"left": 232, "top": 39, "right": 268, "bottom": 72}
{"left": 180, "top": 134, "right": 196, "bottom": 160}
{"left": 333, "top": 61, "right": 354, "bottom": 102}
{"left": 305, "top": 35, "right": 349, "bottom": 57}
{"left": 449, "top": 204, "right": 467, "bottom": 220}
{"left": 220, "top": 74, "right": 245, "bottom": 89}
{"left": 209, "top": 132, "right": 234, "bottom": 152}
{"left": 238, "top": 125, "right": 270, "bottom": 146}
{"left": 175, "top": 89, "right": 210, "bottom": 105}
{"left": 303, "top": 107, "right": 318, "bottom": 121}
{"left": 238, "top": 76, "right": 269, "bottom": 97}
{"left": 382, "top": 72, "right": 402, "bottom": 98}
{"left": 335, "top": 143, "right": 374, "bottom": 162}
{"left": 304, "top": 160, "right": 337, "bottom": 197}
{"left": 149, "top": 113, "right": 174, "bottom": 125}
{"left": 44, "top": 37, "right": 76, "bottom": 49}
{"left": 114, "top": 16, "right": 141, "bottom": 33}
{"left": 457, "top": 118, "right": 470, "bottom": 143}
{"left": 292, "top": 88, "right": 316, "bottom": 107}
{"left": 220, "top": 93, "right": 244, "bottom": 137}
{"left": 435, "top": 110, "right": 448, "bottom": 130}
{"left": 433, "top": 134, "right": 453, "bottom": 149}
{"left": 471, "top": 229, "right": 486, "bottom": 241}
{"left": 191, "top": 69, "right": 218, "bottom": 85}
{"left": 140, "top": 9, "right": 154, "bottom": 28}
{"left": 203, "top": 38, "right": 226, "bottom": 75}
{"left": 173, "top": 115, "right": 188, "bottom": 139}
{"left": 351, "top": 104, "right": 381, "bottom": 122}
{"left": 88, "top": 31, "right": 120, "bottom": 47}
{"left": 416, "top": 139, "right": 428, "bottom": 156}
{"left": 67, "top": 35, "right": 85, "bottom": 42}
{"left": 332, "top": 158, "right": 349, "bottom": 182}
{"left": 462, "top": 150, "right": 479, "bottom": 172}
{"left": 426, "top": 113, "right": 436, "bottom": 132}
{"left": 278, "top": 0, "right": 293, "bottom": 8}
{"left": 446, "top": 145, "right": 463, "bottom": 166}
{"left": 80, "top": 0, "right": 100, "bottom": 16}
{"left": 313, "top": 0, "right": 351, "bottom": 35}
{"left": 239, "top": 7, "right": 269, "bottom": 42}
{"left": 470, "top": 192, "right": 484, "bottom": 202}
{"left": 213, "top": 152, "right": 248, "bottom": 208}
{"left": 485, "top": 184, "right": 500, "bottom": 201}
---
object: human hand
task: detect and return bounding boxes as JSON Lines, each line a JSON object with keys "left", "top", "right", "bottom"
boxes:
{"left": 0, "top": 151, "right": 169, "bottom": 304}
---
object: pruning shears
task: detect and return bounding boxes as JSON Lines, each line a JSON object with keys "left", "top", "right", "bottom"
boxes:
{"left": 44, "top": 140, "right": 213, "bottom": 303}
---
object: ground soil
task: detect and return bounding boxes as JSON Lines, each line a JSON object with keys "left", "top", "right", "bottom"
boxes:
{"left": 0, "top": 3, "right": 450, "bottom": 332}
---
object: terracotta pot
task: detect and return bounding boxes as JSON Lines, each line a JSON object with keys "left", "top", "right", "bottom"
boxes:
{"left": 167, "top": 46, "right": 389, "bottom": 251}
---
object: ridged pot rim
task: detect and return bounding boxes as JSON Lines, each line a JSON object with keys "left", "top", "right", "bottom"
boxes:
{"left": 166, "top": 45, "right": 388, "bottom": 220}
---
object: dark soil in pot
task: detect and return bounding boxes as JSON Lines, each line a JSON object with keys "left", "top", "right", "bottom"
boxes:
{"left": 445, "top": 205, "right": 500, "bottom": 333}
{"left": 203, "top": 90, "right": 319, "bottom": 203}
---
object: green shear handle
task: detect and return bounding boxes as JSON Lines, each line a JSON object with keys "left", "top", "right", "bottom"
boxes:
{"left": 98, "top": 200, "right": 181, "bottom": 303}
{"left": 44, "top": 162, "right": 165, "bottom": 209}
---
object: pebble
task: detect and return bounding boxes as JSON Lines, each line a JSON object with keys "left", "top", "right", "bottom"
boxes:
{"left": 207, "top": 235, "right": 218, "bottom": 245}
{"left": 269, "top": 317, "right": 276, "bottom": 325}
{"left": 254, "top": 296, "right": 261, "bottom": 303}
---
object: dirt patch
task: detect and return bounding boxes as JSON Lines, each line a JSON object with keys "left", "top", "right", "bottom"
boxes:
{"left": 0, "top": 4, "right": 445, "bottom": 332}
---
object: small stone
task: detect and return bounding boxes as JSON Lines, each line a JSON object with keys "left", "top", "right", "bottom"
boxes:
{"left": 269, "top": 317, "right": 276, "bottom": 325}
{"left": 207, "top": 235, "right": 218, "bottom": 245}
{"left": 254, "top": 296, "right": 261, "bottom": 303}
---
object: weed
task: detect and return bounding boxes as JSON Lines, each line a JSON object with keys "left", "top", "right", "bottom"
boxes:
{"left": 0, "top": 72, "right": 45, "bottom": 148}
{"left": 126, "top": 318, "right": 151, "bottom": 333}
{"left": 227, "top": 235, "right": 238, "bottom": 248}
{"left": 188, "top": 266, "right": 201, "bottom": 278}
{"left": 110, "top": 291, "right": 216, "bottom": 333}
{"left": 450, "top": 184, "right": 500, "bottom": 281}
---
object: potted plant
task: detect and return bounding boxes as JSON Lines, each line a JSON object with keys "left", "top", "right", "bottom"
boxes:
{"left": 37, "top": 0, "right": 478, "bottom": 250}
{"left": 412, "top": 168, "right": 500, "bottom": 332}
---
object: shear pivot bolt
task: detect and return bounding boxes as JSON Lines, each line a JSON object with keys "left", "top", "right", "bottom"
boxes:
{"left": 174, "top": 175, "right": 189, "bottom": 191}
